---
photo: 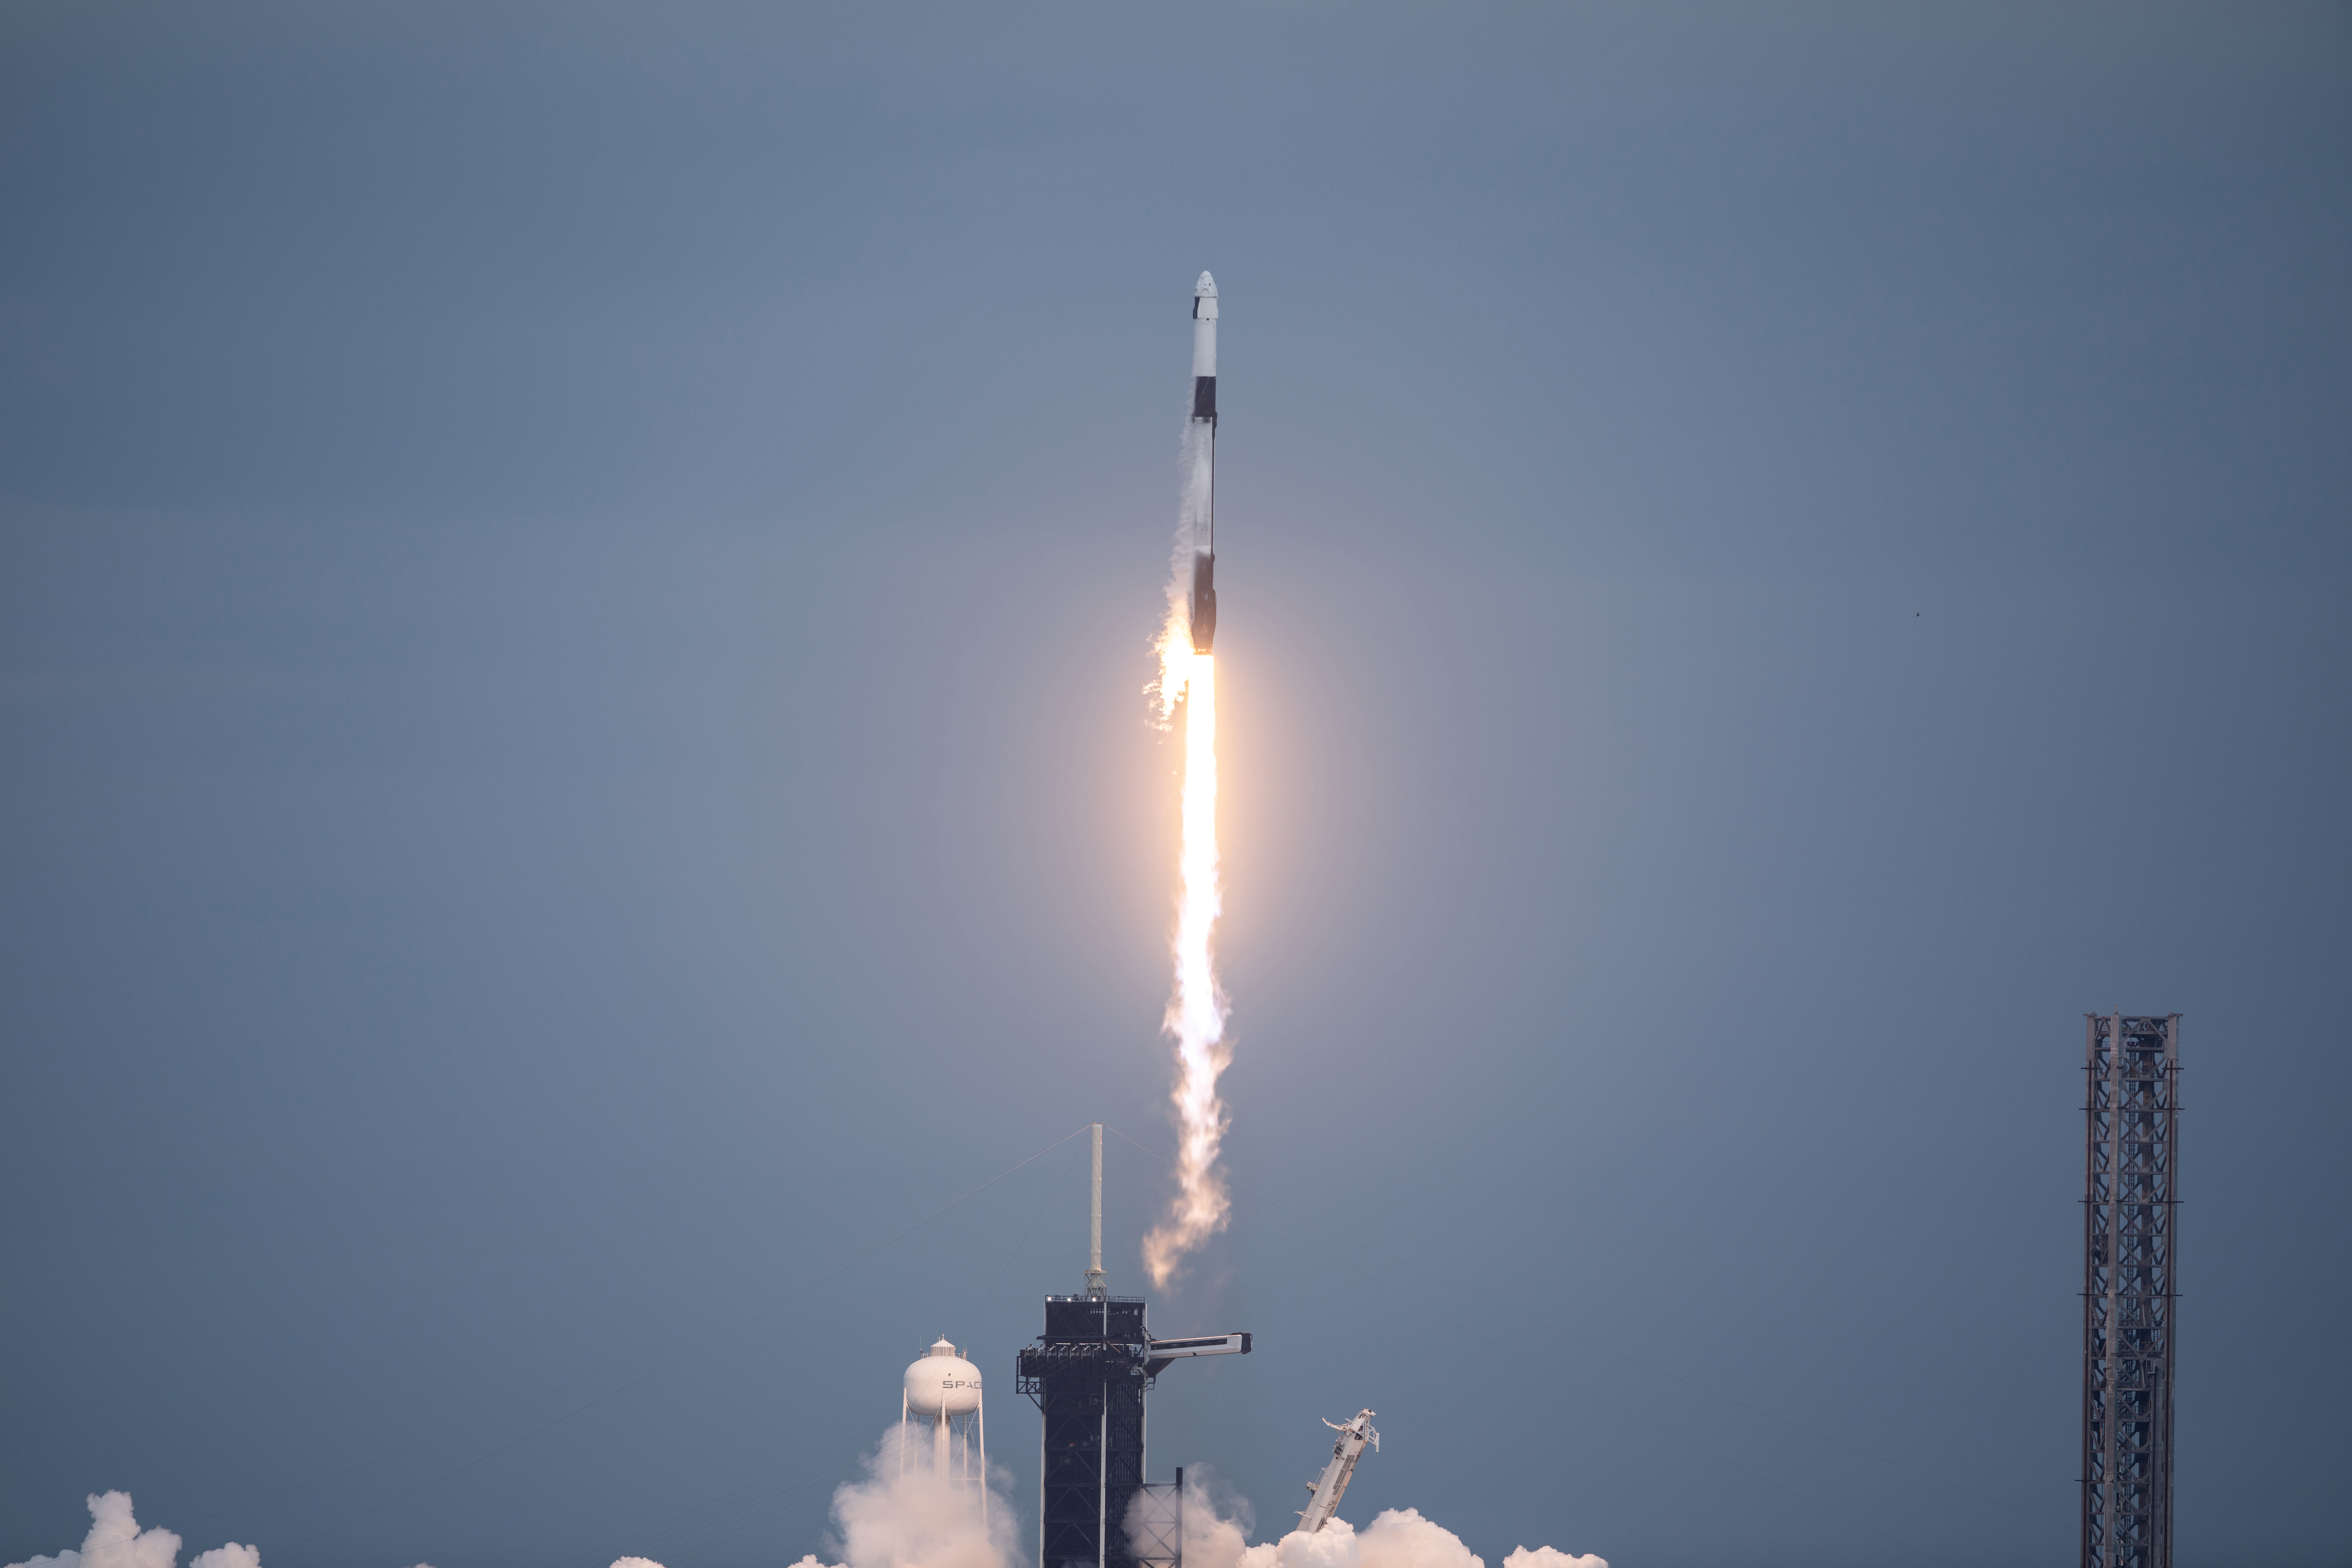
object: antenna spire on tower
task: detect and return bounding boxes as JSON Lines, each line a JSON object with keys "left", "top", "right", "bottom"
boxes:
{"left": 1086, "top": 1122, "right": 1107, "bottom": 1298}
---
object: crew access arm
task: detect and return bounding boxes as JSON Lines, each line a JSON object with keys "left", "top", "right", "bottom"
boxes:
{"left": 1297, "top": 1410, "right": 1378, "bottom": 1534}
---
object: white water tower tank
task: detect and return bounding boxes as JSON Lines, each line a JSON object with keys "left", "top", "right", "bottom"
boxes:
{"left": 904, "top": 1338, "right": 983, "bottom": 1418}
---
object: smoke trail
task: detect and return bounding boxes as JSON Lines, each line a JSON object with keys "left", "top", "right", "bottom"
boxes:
{"left": 5, "top": 1492, "right": 261, "bottom": 1568}
{"left": 1143, "top": 415, "right": 1232, "bottom": 1287}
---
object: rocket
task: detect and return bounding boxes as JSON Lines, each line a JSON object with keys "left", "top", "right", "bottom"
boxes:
{"left": 1189, "top": 271, "right": 1219, "bottom": 654}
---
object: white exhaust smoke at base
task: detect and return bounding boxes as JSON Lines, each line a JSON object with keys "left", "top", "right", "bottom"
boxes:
{"left": 595, "top": 1426, "right": 1017, "bottom": 1568}
{"left": 1498, "top": 1550, "right": 1608, "bottom": 1568}
{"left": 5, "top": 1492, "right": 260, "bottom": 1568}
{"left": 1212, "top": 1512, "right": 1603, "bottom": 1568}
{"left": 5, "top": 1424, "right": 1018, "bottom": 1568}
{"left": 1157, "top": 1476, "right": 1604, "bottom": 1568}
{"left": 784, "top": 1424, "right": 1019, "bottom": 1568}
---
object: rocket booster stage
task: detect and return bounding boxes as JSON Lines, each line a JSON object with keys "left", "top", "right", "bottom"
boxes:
{"left": 1189, "top": 272, "right": 1218, "bottom": 655}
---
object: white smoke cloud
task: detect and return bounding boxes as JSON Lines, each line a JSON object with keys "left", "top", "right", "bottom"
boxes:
{"left": 1158, "top": 1476, "right": 1603, "bottom": 1568}
{"left": 783, "top": 1424, "right": 1020, "bottom": 1568}
{"left": 4, "top": 1493, "right": 259, "bottom": 1568}
{"left": 15, "top": 1450, "right": 1597, "bottom": 1568}
{"left": 1501, "top": 1549, "right": 1605, "bottom": 1568}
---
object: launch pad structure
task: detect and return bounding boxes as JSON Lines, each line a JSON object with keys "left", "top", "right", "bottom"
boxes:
{"left": 2081, "top": 1014, "right": 2180, "bottom": 1568}
{"left": 1021, "top": 1295, "right": 1172, "bottom": 1568}
{"left": 1023, "top": 1127, "right": 1248, "bottom": 1568}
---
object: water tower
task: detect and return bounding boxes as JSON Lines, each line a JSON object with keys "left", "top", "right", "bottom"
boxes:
{"left": 903, "top": 1337, "right": 988, "bottom": 1521}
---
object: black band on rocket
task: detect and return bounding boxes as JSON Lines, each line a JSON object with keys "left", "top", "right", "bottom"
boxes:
{"left": 1192, "top": 376, "right": 1217, "bottom": 421}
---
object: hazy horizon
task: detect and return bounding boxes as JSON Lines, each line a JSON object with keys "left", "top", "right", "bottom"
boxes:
{"left": 4, "top": 5, "right": 2347, "bottom": 1567}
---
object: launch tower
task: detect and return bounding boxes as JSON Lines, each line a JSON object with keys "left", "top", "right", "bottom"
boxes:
{"left": 1022, "top": 1126, "right": 1248, "bottom": 1568}
{"left": 2081, "top": 1014, "right": 2180, "bottom": 1568}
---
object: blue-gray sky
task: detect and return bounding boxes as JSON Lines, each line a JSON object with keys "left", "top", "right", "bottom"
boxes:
{"left": 3, "top": 4, "right": 2347, "bottom": 1567}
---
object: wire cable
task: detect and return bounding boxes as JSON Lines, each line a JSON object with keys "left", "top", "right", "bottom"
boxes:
{"left": 968, "top": 1140, "right": 1086, "bottom": 1331}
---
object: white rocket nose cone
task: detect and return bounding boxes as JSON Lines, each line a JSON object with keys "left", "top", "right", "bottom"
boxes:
{"left": 1195, "top": 271, "right": 1217, "bottom": 298}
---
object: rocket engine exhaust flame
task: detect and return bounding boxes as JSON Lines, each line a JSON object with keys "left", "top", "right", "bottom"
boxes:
{"left": 1145, "top": 641, "right": 1228, "bottom": 1284}
{"left": 1143, "top": 272, "right": 1232, "bottom": 1288}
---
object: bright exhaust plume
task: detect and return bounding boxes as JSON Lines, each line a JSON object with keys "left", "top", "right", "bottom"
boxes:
{"left": 1143, "top": 413, "right": 1233, "bottom": 1287}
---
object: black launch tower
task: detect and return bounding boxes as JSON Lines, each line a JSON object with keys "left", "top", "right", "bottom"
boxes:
{"left": 2081, "top": 1013, "right": 2180, "bottom": 1568}
{"left": 1018, "top": 1296, "right": 1250, "bottom": 1568}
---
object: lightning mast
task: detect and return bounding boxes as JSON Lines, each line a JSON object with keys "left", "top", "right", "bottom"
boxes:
{"left": 1087, "top": 1124, "right": 1107, "bottom": 1299}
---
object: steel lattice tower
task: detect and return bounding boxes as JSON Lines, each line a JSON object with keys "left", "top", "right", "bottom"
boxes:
{"left": 1021, "top": 1296, "right": 1161, "bottom": 1568}
{"left": 2081, "top": 1013, "right": 2180, "bottom": 1568}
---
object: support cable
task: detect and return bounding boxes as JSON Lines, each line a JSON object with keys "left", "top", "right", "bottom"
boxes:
{"left": 969, "top": 1141, "right": 1087, "bottom": 1333}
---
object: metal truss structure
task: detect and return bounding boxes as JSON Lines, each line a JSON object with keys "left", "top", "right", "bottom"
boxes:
{"left": 1019, "top": 1297, "right": 1241, "bottom": 1568}
{"left": 1021, "top": 1298, "right": 1161, "bottom": 1568}
{"left": 1127, "top": 1474, "right": 1184, "bottom": 1568}
{"left": 2082, "top": 1013, "right": 2180, "bottom": 1568}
